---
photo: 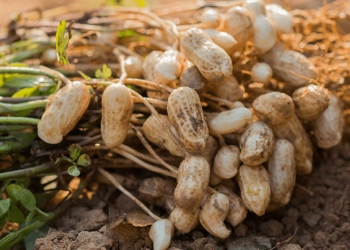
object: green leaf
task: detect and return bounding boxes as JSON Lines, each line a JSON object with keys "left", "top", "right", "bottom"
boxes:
{"left": 95, "top": 64, "right": 112, "bottom": 79}
{"left": 20, "top": 188, "right": 37, "bottom": 212}
{"left": 0, "top": 198, "right": 10, "bottom": 216}
{"left": 26, "top": 209, "right": 36, "bottom": 224}
{"left": 67, "top": 165, "right": 80, "bottom": 176}
{"left": 77, "top": 71, "right": 91, "bottom": 81}
{"left": 0, "top": 213, "right": 8, "bottom": 227}
{"left": 55, "top": 20, "right": 70, "bottom": 65}
{"left": 8, "top": 204, "right": 24, "bottom": 223}
{"left": 69, "top": 144, "right": 81, "bottom": 161}
{"left": 11, "top": 86, "right": 39, "bottom": 98}
{"left": 77, "top": 154, "right": 91, "bottom": 166}
{"left": 6, "top": 184, "right": 23, "bottom": 204}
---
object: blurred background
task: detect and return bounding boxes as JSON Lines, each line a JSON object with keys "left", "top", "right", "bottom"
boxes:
{"left": 0, "top": 0, "right": 328, "bottom": 27}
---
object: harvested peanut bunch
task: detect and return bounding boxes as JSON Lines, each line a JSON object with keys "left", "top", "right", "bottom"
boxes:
{"left": 5, "top": 0, "right": 346, "bottom": 248}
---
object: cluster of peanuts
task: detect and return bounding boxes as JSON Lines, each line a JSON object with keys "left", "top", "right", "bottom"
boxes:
{"left": 36, "top": 0, "right": 345, "bottom": 249}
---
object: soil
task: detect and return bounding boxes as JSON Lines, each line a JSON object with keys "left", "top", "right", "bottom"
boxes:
{"left": 33, "top": 140, "right": 350, "bottom": 249}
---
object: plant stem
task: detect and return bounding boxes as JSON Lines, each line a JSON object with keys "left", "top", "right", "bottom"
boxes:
{"left": 0, "top": 162, "right": 54, "bottom": 181}
{"left": 0, "top": 66, "right": 59, "bottom": 83}
{"left": 0, "top": 117, "right": 40, "bottom": 126}
{"left": 98, "top": 167, "right": 161, "bottom": 221}
{"left": 0, "top": 100, "right": 47, "bottom": 114}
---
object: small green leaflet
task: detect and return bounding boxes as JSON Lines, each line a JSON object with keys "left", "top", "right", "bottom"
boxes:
{"left": 77, "top": 154, "right": 91, "bottom": 167}
{"left": 67, "top": 165, "right": 80, "bottom": 177}
{"left": 95, "top": 64, "right": 112, "bottom": 79}
{"left": 56, "top": 20, "right": 72, "bottom": 65}
{"left": 69, "top": 144, "right": 81, "bottom": 161}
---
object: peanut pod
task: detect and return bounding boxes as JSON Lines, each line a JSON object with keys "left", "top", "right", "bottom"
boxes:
{"left": 167, "top": 87, "right": 209, "bottom": 154}
{"left": 180, "top": 28, "right": 232, "bottom": 83}
{"left": 268, "top": 139, "right": 296, "bottom": 206}
{"left": 237, "top": 164, "right": 271, "bottom": 216}
{"left": 38, "top": 81, "right": 90, "bottom": 144}
{"left": 174, "top": 156, "right": 210, "bottom": 213}
{"left": 101, "top": 84, "right": 133, "bottom": 149}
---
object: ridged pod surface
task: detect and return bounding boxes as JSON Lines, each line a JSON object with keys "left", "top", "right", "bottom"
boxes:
{"left": 271, "top": 114, "right": 313, "bottom": 174}
{"left": 143, "top": 114, "right": 185, "bottom": 157}
{"left": 313, "top": 94, "right": 344, "bottom": 149}
{"left": 174, "top": 156, "right": 210, "bottom": 213}
{"left": 237, "top": 164, "right": 271, "bottom": 216}
{"left": 263, "top": 43, "right": 318, "bottom": 88}
{"left": 101, "top": 84, "right": 133, "bottom": 149}
{"left": 253, "top": 92, "right": 294, "bottom": 126}
{"left": 239, "top": 121, "right": 275, "bottom": 166}
{"left": 167, "top": 87, "right": 209, "bottom": 154}
{"left": 38, "top": 81, "right": 90, "bottom": 144}
{"left": 180, "top": 28, "right": 232, "bottom": 83}
{"left": 268, "top": 139, "right": 296, "bottom": 206}
{"left": 292, "top": 84, "right": 330, "bottom": 122}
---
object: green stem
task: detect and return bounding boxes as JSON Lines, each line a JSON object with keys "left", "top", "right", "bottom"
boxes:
{"left": 0, "top": 67, "right": 58, "bottom": 83}
{"left": 6, "top": 45, "right": 50, "bottom": 63}
{"left": 0, "top": 100, "right": 47, "bottom": 114}
{"left": 0, "top": 170, "right": 93, "bottom": 249}
{"left": 0, "top": 162, "right": 54, "bottom": 181}
{"left": 0, "top": 117, "right": 40, "bottom": 126}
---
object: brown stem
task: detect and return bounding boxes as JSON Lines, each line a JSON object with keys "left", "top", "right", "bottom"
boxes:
{"left": 98, "top": 168, "right": 161, "bottom": 221}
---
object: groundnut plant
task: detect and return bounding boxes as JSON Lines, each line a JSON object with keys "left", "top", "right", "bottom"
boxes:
{"left": 0, "top": 0, "right": 348, "bottom": 249}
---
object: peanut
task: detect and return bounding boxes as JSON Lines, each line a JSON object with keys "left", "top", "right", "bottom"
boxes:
{"left": 38, "top": 81, "right": 90, "bottom": 144}
{"left": 179, "top": 65, "right": 206, "bottom": 92}
{"left": 203, "top": 29, "right": 237, "bottom": 52}
{"left": 313, "top": 94, "right": 344, "bottom": 149}
{"left": 169, "top": 206, "right": 199, "bottom": 234}
{"left": 222, "top": 6, "right": 253, "bottom": 50}
{"left": 216, "top": 184, "right": 247, "bottom": 227}
{"left": 143, "top": 114, "right": 185, "bottom": 157}
{"left": 213, "top": 145, "right": 240, "bottom": 179}
{"left": 252, "top": 15, "right": 277, "bottom": 53}
{"left": 180, "top": 28, "right": 232, "bottom": 83}
{"left": 252, "top": 92, "right": 294, "bottom": 126}
{"left": 208, "top": 76, "right": 244, "bottom": 102}
{"left": 199, "top": 193, "right": 231, "bottom": 239}
{"left": 200, "top": 135, "right": 219, "bottom": 165}
{"left": 270, "top": 113, "right": 313, "bottom": 174}
{"left": 239, "top": 121, "right": 275, "bottom": 166}
{"left": 101, "top": 83, "right": 133, "bottom": 149}
{"left": 207, "top": 107, "right": 252, "bottom": 135}
{"left": 268, "top": 139, "right": 296, "bottom": 206}
{"left": 237, "top": 164, "right": 271, "bottom": 216}
{"left": 266, "top": 4, "right": 293, "bottom": 33}
{"left": 251, "top": 62, "right": 273, "bottom": 84}
{"left": 154, "top": 50, "right": 185, "bottom": 85}
{"left": 263, "top": 43, "right": 318, "bottom": 88}
{"left": 149, "top": 219, "right": 174, "bottom": 250}
{"left": 124, "top": 55, "right": 143, "bottom": 78}
{"left": 201, "top": 8, "right": 221, "bottom": 29}
{"left": 167, "top": 87, "right": 209, "bottom": 154}
{"left": 292, "top": 84, "right": 330, "bottom": 122}
{"left": 174, "top": 156, "right": 210, "bottom": 213}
